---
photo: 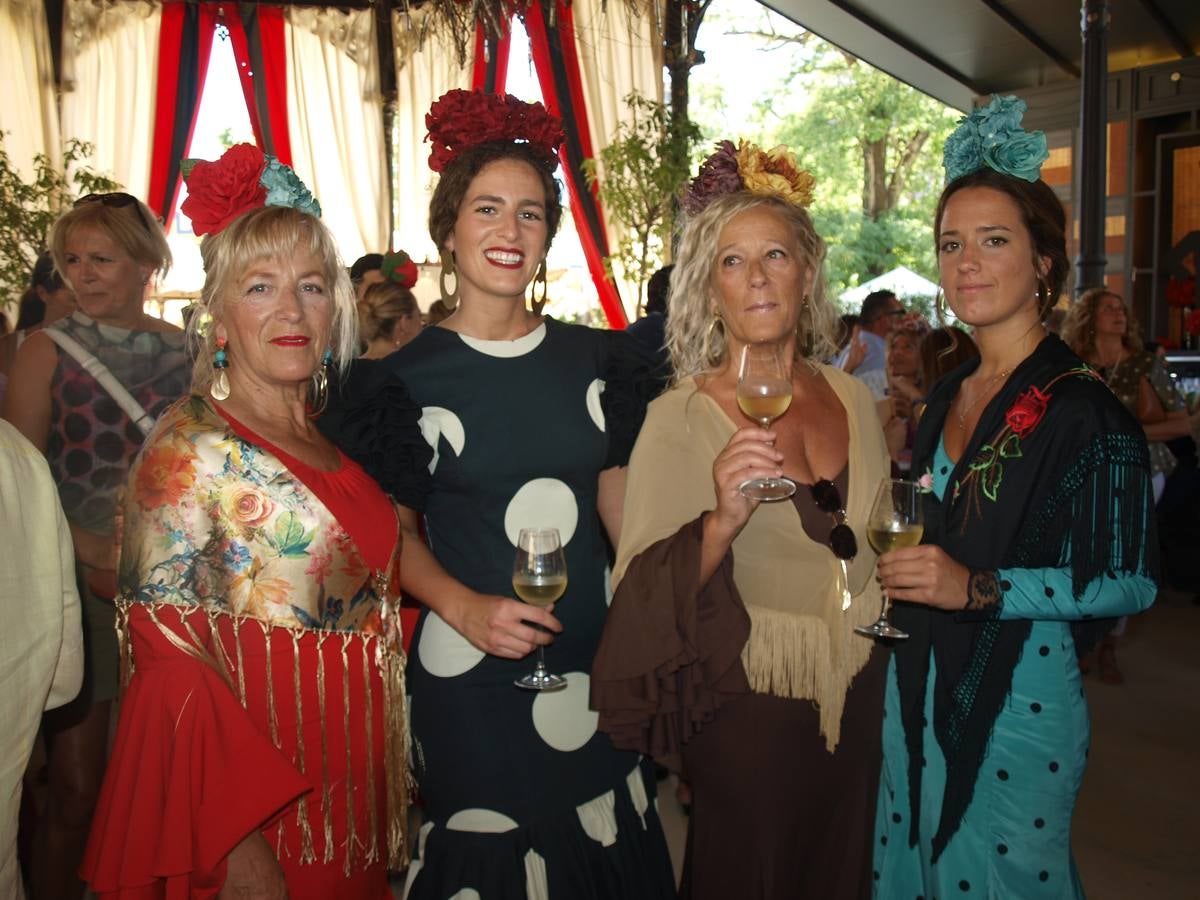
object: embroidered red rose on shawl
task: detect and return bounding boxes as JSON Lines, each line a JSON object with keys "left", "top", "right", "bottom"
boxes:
{"left": 1005, "top": 385, "right": 1049, "bottom": 438}
{"left": 425, "top": 89, "right": 564, "bottom": 173}
{"left": 181, "top": 143, "right": 268, "bottom": 236}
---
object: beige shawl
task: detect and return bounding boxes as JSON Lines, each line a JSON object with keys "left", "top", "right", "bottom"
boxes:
{"left": 614, "top": 365, "right": 890, "bottom": 750}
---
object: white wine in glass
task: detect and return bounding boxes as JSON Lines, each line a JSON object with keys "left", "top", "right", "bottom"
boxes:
{"left": 513, "top": 528, "right": 568, "bottom": 691}
{"left": 856, "top": 478, "right": 924, "bottom": 640}
{"left": 735, "top": 343, "right": 797, "bottom": 501}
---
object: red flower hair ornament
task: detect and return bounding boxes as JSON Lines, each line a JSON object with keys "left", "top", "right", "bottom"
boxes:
{"left": 425, "top": 89, "right": 565, "bottom": 173}
{"left": 181, "top": 143, "right": 321, "bottom": 237}
{"left": 381, "top": 250, "right": 419, "bottom": 289}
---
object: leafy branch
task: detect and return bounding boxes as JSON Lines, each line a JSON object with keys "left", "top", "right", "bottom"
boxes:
{"left": 584, "top": 92, "right": 700, "bottom": 313}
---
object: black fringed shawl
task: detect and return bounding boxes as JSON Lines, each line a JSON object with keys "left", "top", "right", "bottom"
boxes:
{"left": 891, "top": 334, "right": 1157, "bottom": 862}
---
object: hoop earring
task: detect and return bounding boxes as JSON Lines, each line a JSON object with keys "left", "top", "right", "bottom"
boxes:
{"left": 210, "top": 336, "right": 230, "bottom": 401}
{"left": 702, "top": 314, "right": 725, "bottom": 365}
{"left": 529, "top": 260, "right": 548, "bottom": 315}
{"left": 308, "top": 348, "right": 333, "bottom": 418}
{"left": 439, "top": 249, "right": 458, "bottom": 310}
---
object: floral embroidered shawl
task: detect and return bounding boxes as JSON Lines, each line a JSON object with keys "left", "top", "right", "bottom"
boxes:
{"left": 119, "top": 395, "right": 396, "bottom": 634}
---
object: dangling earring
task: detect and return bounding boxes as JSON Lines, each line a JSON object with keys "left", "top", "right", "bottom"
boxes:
{"left": 210, "top": 336, "right": 231, "bottom": 401}
{"left": 702, "top": 313, "right": 725, "bottom": 365}
{"left": 439, "top": 249, "right": 458, "bottom": 310}
{"left": 309, "top": 348, "right": 333, "bottom": 418}
{"left": 530, "top": 260, "right": 548, "bottom": 315}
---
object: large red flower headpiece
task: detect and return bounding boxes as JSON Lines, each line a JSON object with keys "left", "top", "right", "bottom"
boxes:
{"left": 425, "top": 89, "right": 565, "bottom": 173}
{"left": 181, "top": 144, "right": 268, "bottom": 236}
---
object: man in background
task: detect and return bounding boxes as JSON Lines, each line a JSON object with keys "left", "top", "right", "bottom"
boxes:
{"left": 834, "top": 289, "right": 905, "bottom": 399}
{"left": 0, "top": 419, "right": 83, "bottom": 900}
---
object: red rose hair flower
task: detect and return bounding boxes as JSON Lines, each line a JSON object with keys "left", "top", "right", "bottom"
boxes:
{"left": 381, "top": 250, "right": 419, "bottom": 289}
{"left": 181, "top": 143, "right": 268, "bottom": 236}
{"left": 1005, "top": 385, "right": 1050, "bottom": 439}
{"left": 425, "top": 89, "right": 565, "bottom": 173}
{"left": 1166, "top": 276, "right": 1196, "bottom": 309}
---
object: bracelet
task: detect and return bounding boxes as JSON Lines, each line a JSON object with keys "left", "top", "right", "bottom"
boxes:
{"left": 965, "top": 569, "right": 1002, "bottom": 612}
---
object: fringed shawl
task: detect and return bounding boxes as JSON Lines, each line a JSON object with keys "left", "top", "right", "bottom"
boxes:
{"left": 891, "top": 334, "right": 1157, "bottom": 861}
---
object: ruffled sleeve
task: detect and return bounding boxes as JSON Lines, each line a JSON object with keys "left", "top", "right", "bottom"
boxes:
{"left": 81, "top": 605, "right": 309, "bottom": 898}
{"left": 318, "top": 360, "right": 433, "bottom": 511}
{"left": 599, "top": 329, "right": 669, "bottom": 469}
{"left": 591, "top": 516, "right": 751, "bottom": 773}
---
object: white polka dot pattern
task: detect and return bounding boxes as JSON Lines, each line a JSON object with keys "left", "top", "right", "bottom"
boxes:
{"left": 585, "top": 378, "right": 606, "bottom": 431}
{"left": 524, "top": 848, "right": 550, "bottom": 900}
{"left": 503, "top": 478, "right": 579, "bottom": 547}
{"left": 418, "top": 406, "right": 465, "bottom": 474}
{"left": 417, "top": 611, "right": 485, "bottom": 678}
{"left": 400, "top": 821, "right": 434, "bottom": 899}
{"left": 627, "top": 765, "right": 649, "bottom": 830}
{"left": 531, "top": 671, "right": 598, "bottom": 752}
{"left": 446, "top": 808, "right": 520, "bottom": 833}
{"left": 459, "top": 323, "right": 546, "bottom": 357}
{"left": 576, "top": 789, "right": 618, "bottom": 847}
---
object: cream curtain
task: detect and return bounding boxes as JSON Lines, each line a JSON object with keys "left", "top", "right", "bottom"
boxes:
{"left": 570, "top": 0, "right": 665, "bottom": 318}
{"left": 0, "top": 0, "right": 61, "bottom": 180}
{"left": 285, "top": 6, "right": 387, "bottom": 266}
{"left": 390, "top": 7, "right": 474, "bottom": 263}
{"left": 59, "top": 0, "right": 160, "bottom": 198}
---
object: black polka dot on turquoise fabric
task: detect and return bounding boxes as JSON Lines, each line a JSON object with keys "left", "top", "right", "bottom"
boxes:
{"left": 959, "top": 879, "right": 970, "bottom": 891}
{"left": 1039, "top": 871, "right": 1049, "bottom": 882}
{"left": 881, "top": 835, "right": 888, "bottom": 845}
{"left": 1031, "top": 702, "right": 1042, "bottom": 713}
{"left": 1034, "top": 817, "right": 1045, "bottom": 829}
{"left": 1000, "top": 578, "right": 1011, "bottom": 591}
{"left": 1044, "top": 586, "right": 1054, "bottom": 597}
{"left": 1039, "top": 645, "right": 1050, "bottom": 656}
{"left": 893, "top": 812, "right": 902, "bottom": 823}
{"left": 940, "top": 465, "right": 948, "bottom": 474}
{"left": 997, "top": 769, "right": 1009, "bottom": 780}
{"left": 1049, "top": 761, "right": 1059, "bottom": 772}
{"left": 997, "top": 843, "right": 1008, "bottom": 855}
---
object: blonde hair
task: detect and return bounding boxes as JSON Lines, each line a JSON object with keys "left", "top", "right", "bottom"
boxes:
{"left": 188, "top": 206, "right": 358, "bottom": 392}
{"left": 666, "top": 192, "right": 838, "bottom": 382}
{"left": 1061, "top": 287, "right": 1143, "bottom": 359}
{"left": 357, "top": 280, "right": 418, "bottom": 343}
{"left": 50, "top": 195, "right": 172, "bottom": 285}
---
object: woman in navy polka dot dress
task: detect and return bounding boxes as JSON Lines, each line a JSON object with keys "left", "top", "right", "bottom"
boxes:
{"left": 870, "top": 99, "right": 1157, "bottom": 898}
{"left": 321, "top": 90, "right": 674, "bottom": 899}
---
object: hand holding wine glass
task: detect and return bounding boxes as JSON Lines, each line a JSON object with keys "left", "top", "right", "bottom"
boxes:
{"left": 735, "top": 343, "right": 797, "bottom": 501}
{"left": 512, "top": 527, "right": 568, "bottom": 691}
{"left": 856, "top": 478, "right": 924, "bottom": 640}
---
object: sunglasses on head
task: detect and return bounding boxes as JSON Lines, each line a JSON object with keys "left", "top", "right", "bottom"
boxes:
{"left": 74, "top": 192, "right": 154, "bottom": 234}
{"left": 810, "top": 478, "right": 857, "bottom": 560}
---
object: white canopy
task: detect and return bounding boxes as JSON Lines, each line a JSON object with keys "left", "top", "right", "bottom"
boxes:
{"left": 839, "top": 265, "right": 939, "bottom": 309}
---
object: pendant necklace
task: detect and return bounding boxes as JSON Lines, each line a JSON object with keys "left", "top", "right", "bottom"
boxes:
{"left": 955, "top": 368, "right": 1013, "bottom": 430}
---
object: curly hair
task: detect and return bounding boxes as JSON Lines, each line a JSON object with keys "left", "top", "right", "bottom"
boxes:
{"left": 428, "top": 141, "right": 563, "bottom": 253}
{"left": 188, "top": 206, "right": 358, "bottom": 393}
{"left": 666, "top": 192, "right": 838, "bottom": 384}
{"left": 1060, "top": 287, "right": 1143, "bottom": 359}
{"left": 934, "top": 167, "right": 1069, "bottom": 320}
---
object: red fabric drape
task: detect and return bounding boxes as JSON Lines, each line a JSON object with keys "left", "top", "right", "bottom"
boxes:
{"left": 524, "top": 1, "right": 628, "bottom": 329}
{"left": 471, "top": 22, "right": 511, "bottom": 94}
{"left": 147, "top": 1, "right": 218, "bottom": 229}
{"left": 224, "top": 5, "right": 292, "bottom": 166}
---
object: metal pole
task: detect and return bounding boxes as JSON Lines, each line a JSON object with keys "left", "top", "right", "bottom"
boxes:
{"left": 1074, "top": 0, "right": 1110, "bottom": 297}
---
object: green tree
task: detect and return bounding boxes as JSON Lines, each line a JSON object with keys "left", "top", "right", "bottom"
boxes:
{"left": 0, "top": 135, "right": 121, "bottom": 313}
{"left": 584, "top": 92, "right": 701, "bottom": 313}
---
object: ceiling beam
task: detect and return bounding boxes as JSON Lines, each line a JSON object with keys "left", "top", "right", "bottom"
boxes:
{"left": 978, "top": 0, "right": 1080, "bottom": 79}
{"left": 819, "top": 0, "right": 985, "bottom": 94}
{"left": 1135, "top": 0, "right": 1195, "bottom": 58}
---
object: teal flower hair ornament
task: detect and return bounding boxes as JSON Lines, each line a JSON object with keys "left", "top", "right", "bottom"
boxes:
{"left": 261, "top": 156, "right": 321, "bottom": 219}
{"left": 942, "top": 95, "right": 1049, "bottom": 184}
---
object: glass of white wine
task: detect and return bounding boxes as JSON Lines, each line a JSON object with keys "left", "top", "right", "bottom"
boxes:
{"left": 735, "top": 343, "right": 797, "bottom": 501}
{"left": 855, "top": 478, "right": 924, "bottom": 640}
{"left": 512, "top": 527, "right": 568, "bottom": 691}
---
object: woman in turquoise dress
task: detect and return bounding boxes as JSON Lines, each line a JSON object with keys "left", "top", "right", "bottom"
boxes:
{"left": 871, "top": 97, "right": 1157, "bottom": 898}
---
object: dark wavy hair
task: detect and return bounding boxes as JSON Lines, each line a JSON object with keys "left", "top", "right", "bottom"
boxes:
{"left": 428, "top": 141, "right": 563, "bottom": 253}
{"left": 934, "top": 168, "right": 1069, "bottom": 319}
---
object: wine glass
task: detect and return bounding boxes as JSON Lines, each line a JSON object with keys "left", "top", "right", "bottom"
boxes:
{"left": 735, "top": 343, "right": 797, "bottom": 501}
{"left": 512, "top": 527, "right": 568, "bottom": 691}
{"left": 855, "top": 478, "right": 924, "bottom": 640}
